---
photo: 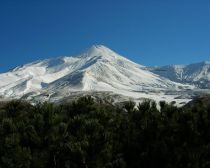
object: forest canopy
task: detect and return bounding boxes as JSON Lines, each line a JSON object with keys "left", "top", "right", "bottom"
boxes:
{"left": 0, "top": 96, "right": 210, "bottom": 168}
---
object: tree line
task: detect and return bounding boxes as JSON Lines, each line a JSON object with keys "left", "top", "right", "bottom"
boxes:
{"left": 0, "top": 96, "right": 210, "bottom": 168}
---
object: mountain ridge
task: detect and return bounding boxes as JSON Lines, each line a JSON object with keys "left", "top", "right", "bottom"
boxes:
{"left": 0, "top": 45, "right": 209, "bottom": 106}
{"left": 149, "top": 61, "right": 210, "bottom": 88}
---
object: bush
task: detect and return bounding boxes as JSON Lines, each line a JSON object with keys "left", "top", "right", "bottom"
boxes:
{"left": 0, "top": 97, "right": 210, "bottom": 167}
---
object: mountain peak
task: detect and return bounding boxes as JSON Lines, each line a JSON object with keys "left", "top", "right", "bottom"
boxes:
{"left": 82, "top": 44, "right": 130, "bottom": 62}
{"left": 89, "top": 44, "right": 111, "bottom": 50}
{"left": 86, "top": 45, "right": 114, "bottom": 54}
{"left": 202, "top": 61, "right": 210, "bottom": 65}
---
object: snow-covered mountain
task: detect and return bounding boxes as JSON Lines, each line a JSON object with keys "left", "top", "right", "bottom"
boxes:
{"left": 149, "top": 61, "right": 210, "bottom": 89}
{"left": 0, "top": 45, "right": 201, "bottom": 105}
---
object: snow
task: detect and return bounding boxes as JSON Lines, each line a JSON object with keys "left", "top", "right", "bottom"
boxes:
{"left": 149, "top": 61, "right": 210, "bottom": 88}
{"left": 0, "top": 45, "right": 204, "bottom": 105}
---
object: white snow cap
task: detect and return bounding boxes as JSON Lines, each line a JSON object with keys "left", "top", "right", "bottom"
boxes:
{"left": 0, "top": 44, "right": 202, "bottom": 106}
{"left": 82, "top": 44, "right": 121, "bottom": 59}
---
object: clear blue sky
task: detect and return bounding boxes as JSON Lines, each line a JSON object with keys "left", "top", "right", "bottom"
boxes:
{"left": 0, "top": 0, "right": 210, "bottom": 72}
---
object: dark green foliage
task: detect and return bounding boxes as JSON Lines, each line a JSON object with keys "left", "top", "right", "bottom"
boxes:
{"left": 0, "top": 96, "right": 210, "bottom": 167}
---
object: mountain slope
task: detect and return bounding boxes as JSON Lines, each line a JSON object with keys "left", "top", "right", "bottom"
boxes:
{"left": 149, "top": 61, "right": 210, "bottom": 88}
{"left": 0, "top": 45, "right": 195, "bottom": 105}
